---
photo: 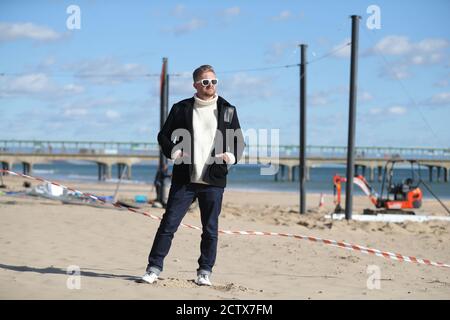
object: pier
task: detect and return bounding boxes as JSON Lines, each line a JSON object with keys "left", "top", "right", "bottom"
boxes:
{"left": 1, "top": 140, "right": 449, "bottom": 182}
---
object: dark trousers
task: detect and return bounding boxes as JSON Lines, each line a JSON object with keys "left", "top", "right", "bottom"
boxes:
{"left": 147, "top": 183, "right": 224, "bottom": 274}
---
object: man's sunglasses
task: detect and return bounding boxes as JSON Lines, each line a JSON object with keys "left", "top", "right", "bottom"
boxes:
{"left": 196, "top": 79, "right": 219, "bottom": 87}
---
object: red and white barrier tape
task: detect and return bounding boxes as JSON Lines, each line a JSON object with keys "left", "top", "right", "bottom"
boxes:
{"left": 1, "top": 169, "right": 449, "bottom": 269}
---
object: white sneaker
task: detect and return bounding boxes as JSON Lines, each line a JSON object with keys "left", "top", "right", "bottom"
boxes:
{"left": 195, "top": 274, "right": 212, "bottom": 286}
{"left": 141, "top": 272, "right": 158, "bottom": 284}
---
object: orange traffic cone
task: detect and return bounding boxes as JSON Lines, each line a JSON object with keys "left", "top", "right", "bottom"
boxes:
{"left": 319, "top": 193, "right": 325, "bottom": 208}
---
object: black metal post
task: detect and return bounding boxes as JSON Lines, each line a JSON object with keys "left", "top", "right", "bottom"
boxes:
{"left": 299, "top": 44, "right": 307, "bottom": 214}
{"left": 345, "top": 15, "right": 361, "bottom": 220}
{"left": 156, "top": 57, "right": 169, "bottom": 204}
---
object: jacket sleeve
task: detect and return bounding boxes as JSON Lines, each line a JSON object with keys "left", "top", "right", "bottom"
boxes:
{"left": 228, "top": 107, "right": 245, "bottom": 165}
{"left": 157, "top": 104, "right": 179, "bottom": 159}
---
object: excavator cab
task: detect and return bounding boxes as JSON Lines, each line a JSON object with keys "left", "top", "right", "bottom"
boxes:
{"left": 380, "top": 160, "right": 422, "bottom": 210}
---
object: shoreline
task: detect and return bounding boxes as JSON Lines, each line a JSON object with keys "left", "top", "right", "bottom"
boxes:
{"left": 2, "top": 173, "right": 449, "bottom": 201}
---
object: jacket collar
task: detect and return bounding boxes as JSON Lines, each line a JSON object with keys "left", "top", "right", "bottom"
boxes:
{"left": 182, "top": 96, "right": 230, "bottom": 133}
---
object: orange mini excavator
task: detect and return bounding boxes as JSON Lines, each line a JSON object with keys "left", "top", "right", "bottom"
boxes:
{"left": 333, "top": 160, "right": 423, "bottom": 215}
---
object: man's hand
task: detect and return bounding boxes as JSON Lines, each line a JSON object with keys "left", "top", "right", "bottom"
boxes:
{"left": 171, "top": 150, "right": 189, "bottom": 162}
{"left": 215, "top": 152, "right": 235, "bottom": 164}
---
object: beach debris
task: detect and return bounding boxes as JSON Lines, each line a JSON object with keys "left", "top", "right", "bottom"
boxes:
{"left": 25, "top": 182, "right": 114, "bottom": 208}
{"left": 115, "top": 200, "right": 141, "bottom": 209}
{"left": 134, "top": 195, "right": 148, "bottom": 204}
{"left": 27, "top": 182, "right": 64, "bottom": 198}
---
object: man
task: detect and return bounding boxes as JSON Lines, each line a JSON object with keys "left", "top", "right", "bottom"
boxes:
{"left": 142, "top": 65, "right": 245, "bottom": 286}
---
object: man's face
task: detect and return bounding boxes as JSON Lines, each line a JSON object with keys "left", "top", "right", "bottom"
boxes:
{"left": 193, "top": 71, "right": 217, "bottom": 99}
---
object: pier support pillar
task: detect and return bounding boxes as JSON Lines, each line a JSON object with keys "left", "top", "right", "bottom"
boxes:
{"left": 98, "top": 163, "right": 112, "bottom": 181}
{"left": 369, "top": 166, "right": 374, "bottom": 182}
{"left": 22, "top": 162, "right": 32, "bottom": 175}
{"left": 1, "top": 162, "right": 12, "bottom": 175}
{"left": 281, "top": 165, "right": 286, "bottom": 181}
{"left": 287, "top": 166, "right": 293, "bottom": 182}
{"left": 126, "top": 164, "right": 132, "bottom": 179}
{"left": 117, "top": 163, "right": 131, "bottom": 180}
{"left": 377, "top": 166, "right": 383, "bottom": 182}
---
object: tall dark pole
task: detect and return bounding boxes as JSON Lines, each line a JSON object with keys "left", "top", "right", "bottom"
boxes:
{"left": 157, "top": 57, "right": 169, "bottom": 204}
{"left": 159, "top": 57, "right": 168, "bottom": 170}
{"left": 299, "top": 44, "right": 307, "bottom": 214}
{"left": 345, "top": 15, "right": 361, "bottom": 220}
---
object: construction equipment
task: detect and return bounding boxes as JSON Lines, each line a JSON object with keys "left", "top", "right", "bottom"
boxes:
{"left": 333, "top": 160, "right": 423, "bottom": 215}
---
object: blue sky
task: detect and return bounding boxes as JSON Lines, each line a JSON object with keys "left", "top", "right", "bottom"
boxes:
{"left": 1, "top": 0, "right": 449, "bottom": 148}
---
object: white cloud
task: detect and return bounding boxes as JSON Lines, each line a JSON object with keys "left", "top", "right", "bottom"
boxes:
{"left": 61, "top": 97, "right": 120, "bottom": 110}
{"left": 367, "top": 36, "right": 449, "bottom": 80}
{"left": 66, "top": 57, "right": 149, "bottom": 85}
{"left": 5, "top": 73, "right": 52, "bottom": 94}
{"left": 63, "top": 84, "right": 85, "bottom": 94}
{"left": 165, "top": 18, "right": 206, "bottom": 36}
{"left": 105, "top": 110, "right": 120, "bottom": 119}
{"left": 63, "top": 108, "right": 88, "bottom": 117}
{"left": 264, "top": 41, "right": 298, "bottom": 63}
{"left": 309, "top": 91, "right": 330, "bottom": 106}
{"left": 379, "top": 64, "right": 411, "bottom": 80}
{"left": 270, "top": 10, "right": 304, "bottom": 22}
{"left": 137, "top": 126, "right": 152, "bottom": 135}
{"left": 221, "top": 7, "right": 240, "bottom": 17}
{"left": 0, "top": 22, "right": 62, "bottom": 42}
{"left": 331, "top": 38, "right": 351, "bottom": 58}
{"left": 271, "top": 10, "right": 292, "bottom": 22}
{"left": 359, "top": 90, "right": 374, "bottom": 103}
{"left": 415, "top": 38, "right": 449, "bottom": 53}
{"left": 0, "top": 73, "right": 84, "bottom": 98}
{"left": 172, "top": 4, "right": 186, "bottom": 16}
{"left": 369, "top": 107, "right": 383, "bottom": 115}
{"left": 39, "top": 56, "right": 57, "bottom": 68}
{"left": 434, "top": 79, "right": 449, "bottom": 88}
{"left": 370, "top": 35, "right": 412, "bottom": 56}
{"left": 426, "top": 92, "right": 450, "bottom": 106}
{"left": 388, "top": 106, "right": 407, "bottom": 115}
{"left": 216, "top": 7, "right": 241, "bottom": 26}
{"left": 221, "top": 72, "right": 274, "bottom": 100}
{"left": 307, "top": 87, "right": 372, "bottom": 107}
{"left": 367, "top": 106, "right": 406, "bottom": 118}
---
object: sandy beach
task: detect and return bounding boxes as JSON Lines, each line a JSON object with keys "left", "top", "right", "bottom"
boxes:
{"left": 0, "top": 174, "right": 449, "bottom": 300}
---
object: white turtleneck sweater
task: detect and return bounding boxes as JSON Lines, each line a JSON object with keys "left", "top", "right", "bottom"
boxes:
{"left": 171, "top": 94, "right": 235, "bottom": 184}
{"left": 191, "top": 94, "right": 219, "bottom": 184}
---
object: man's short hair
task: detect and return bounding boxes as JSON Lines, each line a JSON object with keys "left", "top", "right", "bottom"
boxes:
{"left": 193, "top": 65, "right": 215, "bottom": 82}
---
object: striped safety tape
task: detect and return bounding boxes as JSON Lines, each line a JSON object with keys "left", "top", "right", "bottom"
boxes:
{"left": 1, "top": 169, "right": 449, "bottom": 269}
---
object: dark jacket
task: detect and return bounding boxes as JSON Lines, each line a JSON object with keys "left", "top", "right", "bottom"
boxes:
{"left": 158, "top": 96, "right": 245, "bottom": 188}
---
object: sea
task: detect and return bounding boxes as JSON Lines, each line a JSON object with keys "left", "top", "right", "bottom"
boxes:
{"left": 9, "top": 160, "right": 450, "bottom": 200}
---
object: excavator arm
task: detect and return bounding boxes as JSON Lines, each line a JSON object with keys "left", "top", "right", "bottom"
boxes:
{"left": 333, "top": 174, "right": 379, "bottom": 212}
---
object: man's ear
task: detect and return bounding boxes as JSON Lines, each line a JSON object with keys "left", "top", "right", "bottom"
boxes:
{"left": 193, "top": 82, "right": 197, "bottom": 89}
